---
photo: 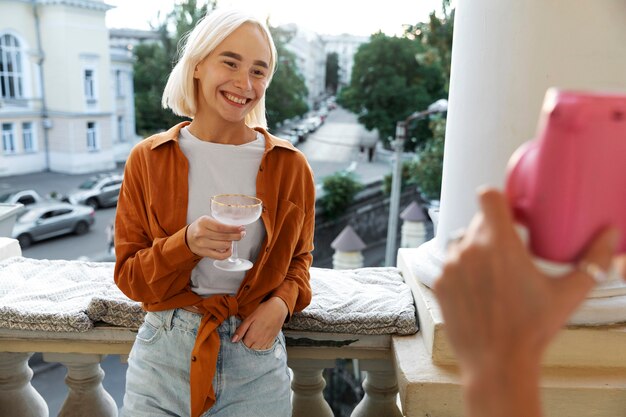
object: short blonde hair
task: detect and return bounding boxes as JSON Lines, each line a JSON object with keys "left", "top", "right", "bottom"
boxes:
{"left": 162, "top": 9, "right": 277, "bottom": 128}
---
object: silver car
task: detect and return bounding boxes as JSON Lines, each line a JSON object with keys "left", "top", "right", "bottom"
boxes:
{"left": 12, "top": 202, "right": 95, "bottom": 249}
{"left": 66, "top": 173, "right": 123, "bottom": 209}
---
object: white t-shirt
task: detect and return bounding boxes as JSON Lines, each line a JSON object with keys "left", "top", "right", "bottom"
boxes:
{"left": 178, "top": 126, "right": 266, "bottom": 296}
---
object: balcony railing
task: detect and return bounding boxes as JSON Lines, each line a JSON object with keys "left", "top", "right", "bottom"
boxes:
{"left": 0, "top": 326, "right": 402, "bottom": 417}
{"left": 0, "top": 241, "right": 416, "bottom": 417}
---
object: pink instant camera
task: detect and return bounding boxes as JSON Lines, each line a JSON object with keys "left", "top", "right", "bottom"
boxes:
{"left": 506, "top": 89, "right": 626, "bottom": 263}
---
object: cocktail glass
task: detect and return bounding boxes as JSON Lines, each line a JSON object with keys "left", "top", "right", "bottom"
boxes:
{"left": 210, "top": 194, "right": 263, "bottom": 272}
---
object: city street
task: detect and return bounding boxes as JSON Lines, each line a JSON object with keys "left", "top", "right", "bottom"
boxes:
{"left": 4, "top": 106, "right": 391, "bottom": 416}
{"left": 1, "top": 106, "right": 389, "bottom": 262}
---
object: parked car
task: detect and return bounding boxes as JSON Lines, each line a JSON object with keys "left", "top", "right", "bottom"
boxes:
{"left": 303, "top": 115, "right": 323, "bottom": 132}
{"left": 12, "top": 202, "right": 95, "bottom": 249}
{"left": 0, "top": 189, "right": 45, "bottom": 206}
{"left": 276, "top": 130, "right": 300, "bottom": 146}
{"left": 65, "top": 173, "right": 123, "bottom": 209}
{"left": 290, "top": 124, "right": 309, "bottom": 142}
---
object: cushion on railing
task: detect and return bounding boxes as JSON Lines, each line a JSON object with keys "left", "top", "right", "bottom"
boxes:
{"left": 285, "top": 267, "right": 417, "bottom": 335}
{"left": 0, "top": 257, "right": 140, "bottom": 332}
{"left": 0, "top": 258, "right": 417, "bottom": 335}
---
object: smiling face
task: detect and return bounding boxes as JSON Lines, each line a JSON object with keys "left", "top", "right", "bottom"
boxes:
{"left": 193, "top": 23, "right": 272, "bottom": 127}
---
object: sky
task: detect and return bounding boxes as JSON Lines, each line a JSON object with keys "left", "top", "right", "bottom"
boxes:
{"left": 105, "top": 0, "right": 450, "bottom": 37}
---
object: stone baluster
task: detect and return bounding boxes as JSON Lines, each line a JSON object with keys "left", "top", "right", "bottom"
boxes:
{"left": 0, "top": 352, "right": 49, "bottom": 417}
{"left": 43, "top": 353, "right": 117, "bottom": 417}
{"left": 351, "top": 359, "right": 402, "bottom": 417}
{"left": 331, "top": 225, "right": 366, "bottom": 270}
{"left": 400, "top": 201, "right": 428, "bottom": 248}
{"left": 289, "top": 358, "right": 334, "bottom": 417}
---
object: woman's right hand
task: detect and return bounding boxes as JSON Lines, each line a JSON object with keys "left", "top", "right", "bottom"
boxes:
{"left": 185, "top": 216, "right": 245, "bottom": 259}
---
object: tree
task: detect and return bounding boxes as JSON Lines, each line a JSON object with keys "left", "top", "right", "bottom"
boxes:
{"left": 325, "top": 52, "right": 339, "bottom": 94}
{"left": 265, "top": 25, "right": 309, "bottom": 129}
{"left": 132, "top": 0, "right": 217, "bottom": 135}
{"left": 338, "top": 33, "right": 446, "bottom": 150}
{"left": 133, "top": 42, "right": 183, "bottom": 135}
{"left": 405, "top": 0, "right": 455, "bottom": 92}
{"left": 337, "top": 0, "right": 454, "bottom": 152}
{"left": 409, "top": 116, "right": 446, "bottom": 200}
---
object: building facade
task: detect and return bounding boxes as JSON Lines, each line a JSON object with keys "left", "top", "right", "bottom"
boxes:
{"left": 281, "top": 24, "right": 327, "bottom": 110}
{"left": 0, "top": 0, "right": 137, "bottom": 177}
{"left": 322, "top": 34, "right": 368, "bottom": 89}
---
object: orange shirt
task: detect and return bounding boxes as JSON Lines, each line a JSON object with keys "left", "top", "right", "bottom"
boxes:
{"left": 114, "top": 122, "right": 315, "bottom": 417}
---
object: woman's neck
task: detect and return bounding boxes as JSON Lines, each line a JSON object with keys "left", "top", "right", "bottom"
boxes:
{"left": 187, "top": 116, "right": 256, "bottom": 145}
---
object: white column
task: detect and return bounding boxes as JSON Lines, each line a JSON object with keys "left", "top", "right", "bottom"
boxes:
{"left": 0, "top": 238, "right": 21, "bottom": 260}
{"left": 0, "top": 352, "right": 49, "bottom": 417}
{"left": 289, "top": 359, "right": 334, "bottom": 417}
{"left": 407, "top": 0, "right": 626, "bottom": 302}
{"left": 43, "top": 353, "right": 117, "bottom": 417}
{"left": 351, "top": 360, "right": 402, "bottom": 417}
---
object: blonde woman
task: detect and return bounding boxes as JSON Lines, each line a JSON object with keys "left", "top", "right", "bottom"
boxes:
{"left": 114, "top": 9, "right": 315, "bottom": 417}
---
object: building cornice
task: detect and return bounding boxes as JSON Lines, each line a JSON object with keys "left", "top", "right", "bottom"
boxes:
{"left": 35, "top": 0, "right": 114, "bottom": 12}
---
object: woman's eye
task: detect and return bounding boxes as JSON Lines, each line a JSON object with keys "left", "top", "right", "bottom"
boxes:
{"left": 224, "top": 61, "right": 237, "bottom": 68}
{"left": 252, "top": 69, "right": 266, "bottom": 77}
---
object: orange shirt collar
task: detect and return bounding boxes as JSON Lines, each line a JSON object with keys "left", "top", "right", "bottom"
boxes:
{"left": 149, "top": 121, "right": 296, "bottom": 152}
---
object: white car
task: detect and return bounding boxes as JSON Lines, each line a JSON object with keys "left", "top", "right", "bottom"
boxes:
{"left": 65, "top": 173, "right": 123, "bottom": 209}
{"left": 12, "top": 202, "right": 95, "bottom": 248}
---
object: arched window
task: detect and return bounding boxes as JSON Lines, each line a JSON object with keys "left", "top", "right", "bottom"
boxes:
{"left": 0, "top": 34, "right": 23, "bottom": 99}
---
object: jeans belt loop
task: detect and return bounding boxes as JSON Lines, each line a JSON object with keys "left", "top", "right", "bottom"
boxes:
{"left": 163, "top": 309, "right": 176, "bottom": 331}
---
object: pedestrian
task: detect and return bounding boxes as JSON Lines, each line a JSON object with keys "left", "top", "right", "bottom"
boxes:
{"left": 105, "top": 221, "right": 114, "bottom": 255}
{"left": 433, "top": 188, "right": 623, "bottom": 417}
{"left": 113, "top": 8, "right": 315, "bottom": 417}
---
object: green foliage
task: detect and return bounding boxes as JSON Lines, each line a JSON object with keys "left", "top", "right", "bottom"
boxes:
{"left": 325, "top": 52, "right": 339, "bottom": 94}
{"left": 320, "top": 172, "right": 364, "bottom": 220}
{"left": 132, "top": 0, "right": 216, "bottom": 135}
{"left": 410, "top": 116, "right": 446, "bottom": 200}
{"left": 338, "top": 33, "right": 447, "bottom": 151}
{"left": 265, "top": 25, "right": 309, "bottom": 129}
{"left": 338, "top": 1, "right": 454, "bottom": 152}
{"left": 405, "top": 1, "right": 455, "bottom": 92}
{"left": 133, "top": 43, "right": 186, "bottom": 135}
{"left": 382, "top": 160, "right": 418, "bottom": 196}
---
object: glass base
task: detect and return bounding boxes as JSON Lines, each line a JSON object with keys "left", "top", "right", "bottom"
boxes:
{"left": 214, "top": 258, "right": 253, "bottom": 272}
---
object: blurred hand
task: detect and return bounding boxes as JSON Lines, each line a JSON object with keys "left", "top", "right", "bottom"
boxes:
{"left": 186, "top": 215, "right": 245, "bottom": 259}
{"left": 433, "top": 188, "right": 620, "bottom": 417}
{"left": 232, "top": 297, "right": 288, "bottom": 350}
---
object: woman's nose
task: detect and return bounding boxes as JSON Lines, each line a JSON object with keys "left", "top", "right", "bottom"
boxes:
{"left": 234, "top": 70, "right": 252, "bottom": 91}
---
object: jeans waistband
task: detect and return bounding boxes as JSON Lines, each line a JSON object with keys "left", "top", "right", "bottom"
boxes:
{"left": 147, "top": 309, "right": 241, "bottom": 336}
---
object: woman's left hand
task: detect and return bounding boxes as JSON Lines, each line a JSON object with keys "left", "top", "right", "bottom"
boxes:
{"left": 232, "top": 297, "right": 289, "bottom": 350}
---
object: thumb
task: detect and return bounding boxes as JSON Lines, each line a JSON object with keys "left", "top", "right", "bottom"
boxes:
{"left": 231, "top": 316, "right": 252, "bottom": 343}
{"left": 551, "top": 228, "right": 620, "bottom": 312}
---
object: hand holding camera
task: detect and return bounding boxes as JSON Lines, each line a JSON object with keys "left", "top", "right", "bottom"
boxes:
{"left": 505, "top": 89, "right": 625, "bottom": 279}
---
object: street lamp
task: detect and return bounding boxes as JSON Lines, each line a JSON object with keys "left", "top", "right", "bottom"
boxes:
{"left": 384, "top": 99, "right": 448, "bottom": 267}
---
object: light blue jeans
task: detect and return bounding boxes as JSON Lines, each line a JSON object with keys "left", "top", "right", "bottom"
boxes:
{"left": 121, "top": 309, "right": 291, "bottom": 417}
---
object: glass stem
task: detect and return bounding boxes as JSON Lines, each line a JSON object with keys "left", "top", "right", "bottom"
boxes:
{"left": 229, "top": 241, "right": 239, "bottom": 263}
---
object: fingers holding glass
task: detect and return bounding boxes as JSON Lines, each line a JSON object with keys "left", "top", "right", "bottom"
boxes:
{"left": 210, "top": 194, "right": 262, "bottom": 272}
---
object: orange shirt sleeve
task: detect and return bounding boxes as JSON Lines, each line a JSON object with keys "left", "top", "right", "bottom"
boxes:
{"left": 114, "top": 144, "right": 201, "bottom": 304}
{"left": 269, "top": 154, "right": 315, "bottom": 318}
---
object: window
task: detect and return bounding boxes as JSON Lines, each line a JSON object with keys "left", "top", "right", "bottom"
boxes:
{"left": 117, "top": 115, "right": 124, "bottom": 142}
{"left": 22, "top": 121, "right": 36, "bottom": 153}
{"left": 86, "top": 122, "right": 98, "bottom": 151}
{"left": 17, "top": 195, "right": 36, "bottom": 205}
{"left": 2, "top": 123, "right": 15, "bottom": 154}
{"left": 84, "top": 69, "right": 95, "bottom": 101}
{"left": 0, "top": 34, "right": 23, "bottom": 99}
{"left": 115, "top": 69, "right": 123, "bottom": 97}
